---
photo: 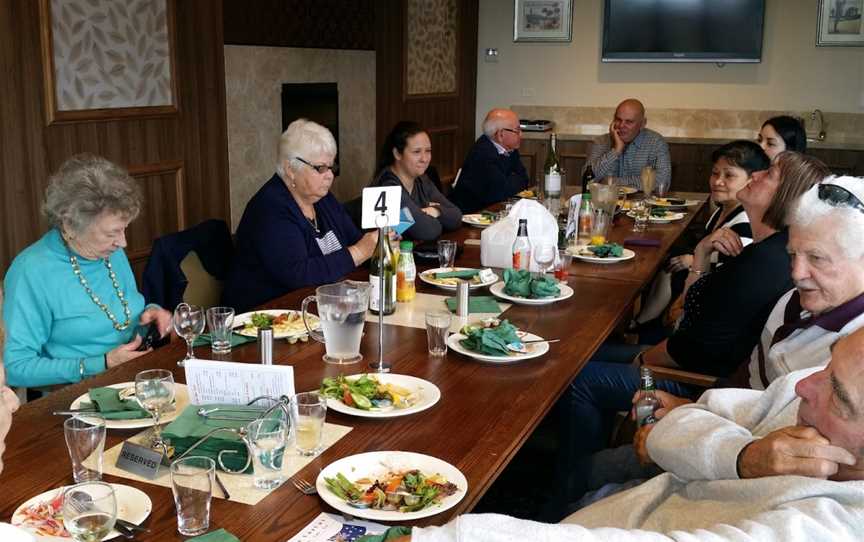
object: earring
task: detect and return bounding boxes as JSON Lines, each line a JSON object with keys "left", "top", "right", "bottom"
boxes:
{"left": 291, "top": 183, "right": 297, "bottom": 188}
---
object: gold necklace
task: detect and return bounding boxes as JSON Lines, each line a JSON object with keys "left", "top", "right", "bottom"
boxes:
{"left": 65, "top": 240, "right": 131, "bottom": 331}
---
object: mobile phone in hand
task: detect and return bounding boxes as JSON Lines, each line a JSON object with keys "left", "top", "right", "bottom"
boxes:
{"left": 137, "top": 323, "right": 162, "bottom": 351}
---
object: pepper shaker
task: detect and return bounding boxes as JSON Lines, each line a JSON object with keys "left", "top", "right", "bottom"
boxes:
{"left": 258, "top": 326, "right": 273, "bottom": 365}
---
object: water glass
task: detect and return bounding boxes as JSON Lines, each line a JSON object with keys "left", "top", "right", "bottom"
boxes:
{"left": 170, "top": 456, "right": 215, "bottom": 536}
{"left": 554, "top": 250, "right": 573, "bottom": 282}
{"left": 437, "top": 239, "right": 457, "bottom": 269}
{"left": 631, "top": 199, "right": 650, "bottom": 232}
{"left": 205, "top": 306, "right": 235, "bottom": 355}
{"left": 293, "top": 392, "right": 326, "bottom": 456}
{"left": 135, "top": 369, "right": 175, "bottom": 448}
{"left": 64, "top": 417, "right": 106, "bottom": 483}
{"left": 591, "top": 209, "right": 613, "bottom": 244}
{"left": 62, "top": 482, "right": 117, "bottom": 542}
{"left": 425, "top": 310, "right": 451, "bottom": 357}
{"left": 245, "top": 417, "right": 288, "bottom": 489}
{"left": 173, "top": 303, "right": 205, "bottom": 367}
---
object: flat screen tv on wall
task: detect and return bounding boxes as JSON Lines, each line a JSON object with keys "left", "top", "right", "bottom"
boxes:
{"left": 602, "top": 0, "right": 766, "bottom": 63}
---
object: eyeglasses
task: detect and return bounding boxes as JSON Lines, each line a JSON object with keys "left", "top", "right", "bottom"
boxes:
{"left": 818, "top": 183, "right": 864, "bottom": 215}
{"left": 502, "top": 128, "right": 522, "bottom": 135}
{"left": 295, "top": 156, "right": 339, "bottom": 175}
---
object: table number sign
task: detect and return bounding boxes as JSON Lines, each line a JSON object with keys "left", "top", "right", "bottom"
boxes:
{"left": 184, "top": 359, "right": 295, "bottom": 405}
{"left": 361, "top": 186, "right": 401, "bottom": 229}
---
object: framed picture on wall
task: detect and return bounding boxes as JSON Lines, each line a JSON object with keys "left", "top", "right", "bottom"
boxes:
{"left": 38, "top": 0, "right": 179, "bottom": 124}
{"left": 513, "top": 0, "right": 573, "bottom": 42}
{"left": 816, "top": 0, "right": 864, "bottom": 46}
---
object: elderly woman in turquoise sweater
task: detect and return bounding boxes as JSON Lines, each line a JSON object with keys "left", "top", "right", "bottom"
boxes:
{"left": 2, "top": 154, "right": 172, "bottom": 388}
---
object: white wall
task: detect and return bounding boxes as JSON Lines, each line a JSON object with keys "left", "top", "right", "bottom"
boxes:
{"left": 476, "top": 0, "right": 864, "bottom": 133}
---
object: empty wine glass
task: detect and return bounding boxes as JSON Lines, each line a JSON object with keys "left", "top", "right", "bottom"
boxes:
{"left": 62, "top": 482, "right": 117, "bottom": 542}
{"left": 173, "top": 303, "right": 204, "bottom": 367}
{"left": 135, "top": 369, "right": 175, "bottom": 449}
{"left": 533, "top": 243, "right": 556, "bottom": 278}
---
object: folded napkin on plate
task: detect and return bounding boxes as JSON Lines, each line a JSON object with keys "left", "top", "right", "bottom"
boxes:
{"left": 77, "top": 387, "right": 150, "bottom": 420}
{"left": 161, "top": 404, "right": 269, "bottom": 473}
{"left": 587, "top": 243, "right": 624, "bottom": 258}
{"left": 444, "top": 295, "right": 501, "bottom": 314}
{"left": 502, "top": 269, "right": 560, "bottom": 299}
{"left": 435, "top": 269, "right": 478, "bottom": 279}
{"left": 186, "top": 528, "right": 241, "bottom": 542}
{"left": 459, "top": 319, "right": 521, "bottom": 356}
{"left": 193, "top": 333, "right": 257, "bottom": 348}
{"left": 357, "top": 526, "right": 413, "bottom": 542}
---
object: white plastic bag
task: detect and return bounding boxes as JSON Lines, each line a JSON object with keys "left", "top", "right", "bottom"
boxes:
{"left": 480, "top": 199, "right": 559, "bottom": 271}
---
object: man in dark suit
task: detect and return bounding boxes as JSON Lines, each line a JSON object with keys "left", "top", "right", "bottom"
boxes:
{"left": 449, "top": 108, "right": 531, "bottom": 213}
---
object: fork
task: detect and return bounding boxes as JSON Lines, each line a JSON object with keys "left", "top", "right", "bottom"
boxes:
{"left": 292, "top": 477, "right": 317, "bottom": 495}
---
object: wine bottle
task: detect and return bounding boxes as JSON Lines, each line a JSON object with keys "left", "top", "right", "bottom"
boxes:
{"left": 369, "top": 227, "right": 396, "bottom": 315}
{"left": 544, "top": 132, "right": 562, "bottom": 215}
{"left": 511, "top": 219, "right": 531, "bottom": 270}
{"left": 581, "top": 164, "right": 595, "bottom": 195}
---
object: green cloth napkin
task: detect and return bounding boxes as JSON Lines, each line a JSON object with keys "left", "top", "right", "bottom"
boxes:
{"left": 193, "top": 333, "right": 257, "bottom": 348}
{"left": 444, "top": 295, "right": 501, "bottom": 314}
{"left": 162, "top": 404, "right": 265, "bottom": 473}
{"left": 77, "top": 387, "right": 150, "bottom": 420}
{"left": 435, "top": 269, "right": 479, "bottom": 279}
{"left": 502, "top": 269, "right": 561, "bottom": 299}
{"left": 357, "top": 526, "right": 412, "bottom": 542}
{"left": 458, "top": 319, "right": 521, "bottom": 356}
{"left": 588, "top": 243, "right": 624, "bottom": 258}
{"left": 187, "top": 528, "right": 241, "bottom": 542}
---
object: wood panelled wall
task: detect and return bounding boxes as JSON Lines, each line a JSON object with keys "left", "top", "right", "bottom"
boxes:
{"left": 0, "top": 0, "right": 230, "bottom": 280}
{"left": 375, "top": 0, "right": 479, "bottom": 188}
{"left": 223, "top": 0, "right": 374, "bottom": 50}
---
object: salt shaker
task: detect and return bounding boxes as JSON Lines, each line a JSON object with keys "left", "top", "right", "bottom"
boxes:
{"left": 456, "top": 280, "right": 470, "bottom": 318}
{"left": 258, "top": 326, "right": 273, "bottom": 365}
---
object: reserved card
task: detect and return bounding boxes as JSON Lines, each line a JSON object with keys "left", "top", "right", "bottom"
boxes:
{"left": 184, "top": 359, "right": 295, "bottom": 405}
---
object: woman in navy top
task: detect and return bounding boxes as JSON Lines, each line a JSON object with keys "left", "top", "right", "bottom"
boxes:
{"left": 224, "top": 120, "right": 377, "bottom": 312}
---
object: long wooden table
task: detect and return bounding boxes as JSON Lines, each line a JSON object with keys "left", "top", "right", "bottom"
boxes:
{"left": 0, "top": 194, "right": 707, "bottom": 540}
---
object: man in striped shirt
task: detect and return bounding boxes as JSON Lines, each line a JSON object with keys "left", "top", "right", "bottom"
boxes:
{"left": 585, "top": 99, "right": 671, "bottom": 194}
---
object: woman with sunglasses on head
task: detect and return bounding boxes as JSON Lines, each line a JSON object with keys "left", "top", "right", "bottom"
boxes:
{"left": 757, "top": 115, "right": 807, "bottom": 160}
{"left": 370, "top": 121, "right": 462, "bottom": 242}
{"left": 223, "top": 119, "right": 378, "bottom": 313}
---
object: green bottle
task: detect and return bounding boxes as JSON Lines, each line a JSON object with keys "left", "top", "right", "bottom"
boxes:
{"left": 369, "top": 227, "right": 396, "bottom": 315}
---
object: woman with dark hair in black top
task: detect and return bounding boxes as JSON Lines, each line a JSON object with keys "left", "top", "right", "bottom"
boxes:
{"left": 370, "top": 121, "right": 462, "bottom": 242}
{"left": 757, "top": 115, "right": 807, "bottom": 160}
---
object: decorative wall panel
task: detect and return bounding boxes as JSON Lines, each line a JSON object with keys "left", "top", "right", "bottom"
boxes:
{"left": 405, "top": 0, "right": 458, "bottom": 96}
{"left": 39, "top": 0, "right": 178, "bottom": 123}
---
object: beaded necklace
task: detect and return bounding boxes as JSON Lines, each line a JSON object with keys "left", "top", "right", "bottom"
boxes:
{"left": 64, "top": 237, "right": 131, "bottom": 331}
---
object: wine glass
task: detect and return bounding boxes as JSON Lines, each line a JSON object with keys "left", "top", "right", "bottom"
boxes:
{"left": 533, "top": 243, "right": 557, "bottom": 279}
{"left": 62, "top": 482, "right": 117, "bottom": 542}
{"left": 173, "top": 303, "right": 204, "bottom": 367}
{"left": 640, "top": 165, "right": 656, "bottom": 198}
{"left": 135, "top": 369, "right": 175, "bottom": 449}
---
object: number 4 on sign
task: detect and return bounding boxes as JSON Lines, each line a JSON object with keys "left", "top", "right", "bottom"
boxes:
{"left": 361, "top": 186, "right": 401, "bottom": 229}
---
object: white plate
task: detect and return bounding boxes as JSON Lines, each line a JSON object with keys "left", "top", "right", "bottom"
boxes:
{"left": 647, "top": 197, "right": 700, "bottom": 208}
{"left": 489, "top": 281, "right": 574, "bottom": 306}
{"left": 462, "top": 214, "right": 494, "bottom": 228}
{"left": 234, "top": 309, "right": 319, "bottom": 339}
{"left": 626, "top": 211, "right": 686, "bottom": 223}
{"left": 70, "top": 383, "right": 189, "bottom": 430}
{"left": 568, "top": 246, "right": 637, "bottom": 264}
{"left": 419, "top": 268, "right": 498, "bottom": 291}
{"left": 447, "top": 331, "right": 549, "bottom": 364}
{"left": 316, "top": 451, "right": 468, "bottom": 521}
{"left": 321, "top": 374, "right": 441, "bottom": 419}
{"left": 12, "top": 484, "right": 152, "bottom": 541}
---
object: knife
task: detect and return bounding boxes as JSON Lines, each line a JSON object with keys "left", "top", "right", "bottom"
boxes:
{"left": 53, "top": 410, "right": 104, "bottom": 416}
{"left": 116, "top": 518, "right": 150, "bottom": 533}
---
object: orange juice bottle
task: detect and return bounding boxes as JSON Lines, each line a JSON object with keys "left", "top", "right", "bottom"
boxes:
{"left": 396, "top": 241, "right": 416, "bottom": 302}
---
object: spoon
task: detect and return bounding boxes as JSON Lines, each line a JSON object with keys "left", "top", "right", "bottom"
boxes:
{"left": 506, "top": 339, "right": 560, "bottom": 353}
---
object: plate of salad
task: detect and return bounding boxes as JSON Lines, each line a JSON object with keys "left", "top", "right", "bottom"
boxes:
{"left": 12, "top": 484, "right": 151, "bottom": 541}
{"left": 317, "top": 451, "right": 467, "bottom": 521}
{"left": 234, "top": 309, "right": 319, "bottom": 340}
{"left": 319, "top": 374, "right": 441, "bottom": 419}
